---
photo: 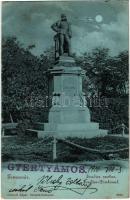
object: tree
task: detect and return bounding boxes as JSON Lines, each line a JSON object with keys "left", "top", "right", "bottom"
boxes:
{"left": 75, "top": 48, "right": 128, "bottom": 130}
{"left": 2, "top": 37, "right": 50, "bottom": 123}
{"left": 76, "top": 48, "right": 128, "bottom": 97}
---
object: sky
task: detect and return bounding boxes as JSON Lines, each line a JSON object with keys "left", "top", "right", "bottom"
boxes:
{"left": 2, "top": 0, "right": 129, "bottom": 56}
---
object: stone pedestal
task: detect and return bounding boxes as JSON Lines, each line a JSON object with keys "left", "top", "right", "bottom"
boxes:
{"left": 39, "top": 56, "right": 107, "bottom": 138}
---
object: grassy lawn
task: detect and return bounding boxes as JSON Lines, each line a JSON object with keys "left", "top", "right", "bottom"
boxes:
{"left": 2, "top": 135, "right": 128, "bottom": 162}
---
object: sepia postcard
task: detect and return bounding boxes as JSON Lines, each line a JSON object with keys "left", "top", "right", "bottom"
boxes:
{"left": 1, "top": 0, "right": 129, "bottom": 199}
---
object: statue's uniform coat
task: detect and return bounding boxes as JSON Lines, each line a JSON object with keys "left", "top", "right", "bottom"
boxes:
{"left": 51, "top": 20, "right": 72, "bottom": 56}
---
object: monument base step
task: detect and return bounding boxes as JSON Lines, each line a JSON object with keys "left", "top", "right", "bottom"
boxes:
{"left": 29, "top": 122, "right": 108, "bottom": 138}
{"left": 32, "top": 122, "right": 100, "bottom": 131}
{"left": 38, "top": 129, "right": 107, "bottom": 139}
{"left": 44, "top": 122, "right": 99, "bottom": 131}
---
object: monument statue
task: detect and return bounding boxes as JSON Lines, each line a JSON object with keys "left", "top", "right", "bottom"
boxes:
{"left": 51, "top": 14, "right": 72, "bottom": 59}
{"left": 37, "top": 14, "right": 108, "bottom": 139}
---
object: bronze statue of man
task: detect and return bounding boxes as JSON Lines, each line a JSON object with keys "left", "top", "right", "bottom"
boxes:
{"left": 51, "top": 14, "right": 72, "bottom": 57}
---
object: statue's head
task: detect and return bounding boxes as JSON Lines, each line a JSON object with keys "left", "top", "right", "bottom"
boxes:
{"left": 61, "top": 14, "right": 67, "bottom": 21}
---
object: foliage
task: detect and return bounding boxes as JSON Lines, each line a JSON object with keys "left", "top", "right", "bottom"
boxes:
{"left": 2, "top": 37, "right": 51, "bottom": 123}
{"left": 75, "top": 48, "right": 128, "bottom": 130}
{"left": 76, "top": 48, "right": 128, "bottom": 97}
